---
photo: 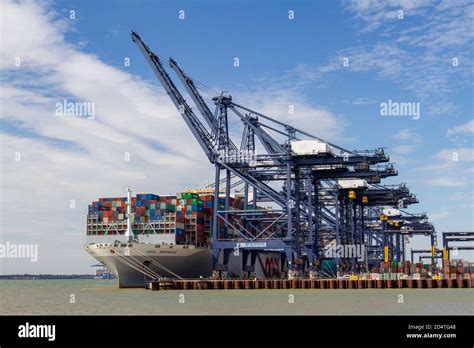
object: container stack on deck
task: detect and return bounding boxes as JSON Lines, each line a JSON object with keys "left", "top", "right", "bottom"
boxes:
{"left": 87, "top": 194, "right": 178, "bottom": 236}
{"left": 177, "top": 193, "right": 205, "bottom": 244}
{"left": 87, "top": 192, "right": 244, "bottom": 245}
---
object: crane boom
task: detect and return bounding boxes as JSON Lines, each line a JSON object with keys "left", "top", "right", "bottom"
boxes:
{"left": 169, "top": 58, "right": 239, "bottom": 152}
{"left": 131, "top": 31, "right": 216, "bottom": 162}
{"left": 168, "top": 59, "right": 218, "bottom": 133}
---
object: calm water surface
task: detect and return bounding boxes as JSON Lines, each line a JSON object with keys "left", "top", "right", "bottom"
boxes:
{"left": 0, "top": 279, "right": 472, "bottom": 315}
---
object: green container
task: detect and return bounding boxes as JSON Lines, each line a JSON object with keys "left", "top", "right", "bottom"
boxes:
{"left": 181, "top": 192, "right": 198, "bottom": 200}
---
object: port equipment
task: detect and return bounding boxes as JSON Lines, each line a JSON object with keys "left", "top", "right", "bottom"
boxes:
{"left": 132, "top": 31, "right": 438, "bottom": 277}
{"left": 418, "top": 255, "right": 442, "bottom": 263}
{"left": 442, "top": 232, "right": 474, "bottom": 262}
{"left": 411, "top": 249, "right": 442, "bottom": 263}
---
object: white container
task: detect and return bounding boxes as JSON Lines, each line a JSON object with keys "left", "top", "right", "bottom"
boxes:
{"left": 412, "top": 273, "right": 420, "bottom": 280}
{"left": 118, "top": 214, "right": 124, "bottom": 220}
{"left": 337, "top": 179, "right": 368, "bottom": 189}
{"left": 291, "top": 140, "right": 331, "bottom": 156}
{"left": 383, "top": 208, "right": 401, "bottom": 217}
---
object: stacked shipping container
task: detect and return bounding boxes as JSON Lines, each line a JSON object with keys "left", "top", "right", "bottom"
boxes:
{"left": 369, "top": 260, "right": 474, "bottom": 280}
{"left": 176, "top": 192, "right": 204, "bottom": 244}
{"left": 87, "top": 192, "right": 245, "bottom": 245}
{"left": 88, "top": 195, "right": 176, "bottom": 223}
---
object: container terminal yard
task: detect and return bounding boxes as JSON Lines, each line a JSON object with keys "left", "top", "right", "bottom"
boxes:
{"left": 85, "top": 32, "right": 473, "bottom": 289}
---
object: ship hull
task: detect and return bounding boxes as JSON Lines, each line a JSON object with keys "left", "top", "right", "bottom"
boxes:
{"left": 85, "top": 242, "right": 284, "bottom": 287}
{"left": 85, "top": 243, "right": 212, "bottom": 288}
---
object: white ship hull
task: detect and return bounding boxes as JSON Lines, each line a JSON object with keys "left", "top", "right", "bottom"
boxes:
{"left": 85, "top": 243, "right": 212, "bottom": 288}
{"left": 85, "top": 240, "right": 284, "bottom": 288}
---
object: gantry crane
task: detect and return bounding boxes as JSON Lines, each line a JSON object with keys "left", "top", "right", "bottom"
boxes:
{"left": 132, "top": 31, "right": 438, "bottom": 277}
{"left": 442, "top": 232, "right": 474, "bottom": 263}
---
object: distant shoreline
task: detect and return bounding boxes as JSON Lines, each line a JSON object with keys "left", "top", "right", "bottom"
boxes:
{"left": 0, "top": 274, "right": 96, "bottom": 280}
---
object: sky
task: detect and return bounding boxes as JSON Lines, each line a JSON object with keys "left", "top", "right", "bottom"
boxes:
{"left": 0, "top": 0, "right": 473, "bottom": 273}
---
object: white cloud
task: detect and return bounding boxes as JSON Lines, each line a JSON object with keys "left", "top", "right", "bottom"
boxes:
{"left": 412, "top": 147, "right": 473, "bottom": 173}
{"left": 447, "top": 119, "right": 474, "bottom": 139}
{"left": 393, "top": 144, "right": 417, "bottom": 154}
{"left": 392, "top": 129, "right": 423, "bottom": 143}
{"left": 428, "top": 211, "right": 449, "bottom": 220}
{"left": 448, "top": 192, "right": 472, "bottom": 202}
{"left": 434, "top": 148, "right": 474, "bottom": 163}
{"left": 391, "top": 129, "right": 422, "bottom": 155}
{"left": 427, "top": 177, "right": 468, "bottom": 187}
{"left": 340, "top": 97, "right": 376, "bottom": 105}
{"left": 351, "top": 97, "right": 375, "bottom": 105}
{"left": 328, "top": 1, "right": 474, "bottom": 115}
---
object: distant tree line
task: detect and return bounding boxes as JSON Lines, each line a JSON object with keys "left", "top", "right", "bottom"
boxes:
{"left": 0, "top": 274, "right": 95, "bottom": 280}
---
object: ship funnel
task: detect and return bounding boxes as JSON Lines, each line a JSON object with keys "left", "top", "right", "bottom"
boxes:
{"left": 125, "top": 187, "right": 134, "bottom": 242}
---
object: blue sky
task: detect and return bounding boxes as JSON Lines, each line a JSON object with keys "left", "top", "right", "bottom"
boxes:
{"left": 0, "top": 0, "right": 473, "bottom": 273}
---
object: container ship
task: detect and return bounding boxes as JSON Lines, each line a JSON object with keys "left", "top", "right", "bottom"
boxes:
{"left": 85, "top": 188, "right": 282, "bottom": 287}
